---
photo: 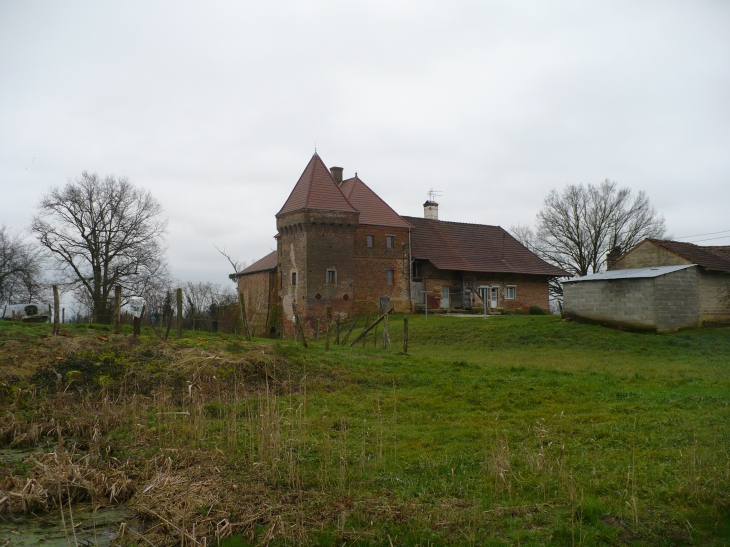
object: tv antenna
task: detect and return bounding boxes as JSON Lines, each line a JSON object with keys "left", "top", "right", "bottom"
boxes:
{"left": 428, "top": 188, "right": 442, "bottom": 202}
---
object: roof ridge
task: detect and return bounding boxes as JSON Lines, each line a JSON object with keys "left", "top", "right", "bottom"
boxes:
{"left": 402, "top": 215, "right": 503, "bottom": 230}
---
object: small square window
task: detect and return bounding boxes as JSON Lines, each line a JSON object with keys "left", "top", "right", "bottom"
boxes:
{"left": 327, "top": 269, "right": 336, "bottom": 284}
{"left": 291, "top": 272, "right": 297, "bottom": 286}
{"left": 386, "top": 269, "right": 394, "bottom": 285}
{"left": 506, "top": 286, "right": 516, "bottom": 300}
{"left": 386, "top": 235, "right": 393, "bottom": 248}
{"left": 366, "top": 234, "right": 374, "bottom": 247}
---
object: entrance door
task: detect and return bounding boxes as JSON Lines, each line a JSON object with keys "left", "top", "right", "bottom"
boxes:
{"left": 441, "top": 286, "right": 450, "bottom": 308}
{"left": 413, "top": 281, "right": 424, "bottom": 305}
{"left": 489, "top": 287, "right": 499, "bottom": 309}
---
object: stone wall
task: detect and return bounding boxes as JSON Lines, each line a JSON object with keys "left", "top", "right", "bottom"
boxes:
{"left": 698, "top": 270, "right": 730, "bottom": 324}
{"left": 611, "top": 241, "right": 691, "bottom": 270}
{"left": 353, "top": 225, "right": 411, "bottom": 314}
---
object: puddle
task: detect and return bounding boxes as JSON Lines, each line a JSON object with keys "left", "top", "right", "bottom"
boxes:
{"left": 0, "top": 505, "right": 135, "bottom": 546}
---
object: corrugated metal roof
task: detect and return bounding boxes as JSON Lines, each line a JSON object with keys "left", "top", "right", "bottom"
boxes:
{"left": 237, "top": 251, "right": 277, "bottom": 276}
{"left": 563, "top": 264, "right": 696, "bottom": 283}
{"left": 277, "top": 154, "right": 357, "bottom": 216}
{"left": 404, "top": 216, "right": 569, "bottom": 277}
{"left": 339, "top": 176, "right": 412, "bottom": 228}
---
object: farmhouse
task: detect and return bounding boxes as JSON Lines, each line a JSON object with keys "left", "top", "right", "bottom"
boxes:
{"left": 563, "top": 238, "right": 730, "bottom": 332}
{"left": 237, "top": 153, "right": 567, "bottom": 337}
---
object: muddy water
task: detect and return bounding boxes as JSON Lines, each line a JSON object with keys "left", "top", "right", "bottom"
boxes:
{"left": 0, "top": 505, "right": 134, "bottom": 546}
{"left": 0, "top": 448, "right": 137, "bottom": 546}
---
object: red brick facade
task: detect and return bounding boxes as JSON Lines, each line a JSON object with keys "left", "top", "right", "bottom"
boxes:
{"left": 237, "top": 153, "right": 564, "bottom": 337}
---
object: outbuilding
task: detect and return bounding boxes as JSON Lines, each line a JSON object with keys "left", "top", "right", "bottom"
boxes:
{"left": 563, "top": 238, "right": 730, "bottom": 332}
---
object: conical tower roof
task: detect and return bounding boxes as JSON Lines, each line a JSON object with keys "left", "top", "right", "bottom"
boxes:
{"left": 277, "top": 153, "right": 356, "bottom": 216}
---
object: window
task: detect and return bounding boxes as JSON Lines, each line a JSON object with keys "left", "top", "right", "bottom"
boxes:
{"left": 386, "top": 269, "right": 394, "bottom": 285}
{"left": 326, "top": 269, "right": 336, "bottom": 284}
{"left": 506, "top": 285, "right": 516, "bottom": 300}
{"left": 386, "top": 235, "right": 393, "bottom": 248}
{"left": 413, "top": 261, "right": 423, "bottom": 278}
{"left": 366, "top": 234, "right": 374, "bottom": 247}
{"left": 291, "top": 272, "right": 297, "bottom": 286}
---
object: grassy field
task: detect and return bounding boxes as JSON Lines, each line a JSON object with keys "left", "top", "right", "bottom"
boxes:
{"left": 0, "top": 315, "right": 728, "bottom": 546}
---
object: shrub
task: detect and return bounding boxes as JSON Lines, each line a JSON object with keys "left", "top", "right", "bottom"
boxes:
{"left": 529, "top": 306, "right": 547, "bottom": 315}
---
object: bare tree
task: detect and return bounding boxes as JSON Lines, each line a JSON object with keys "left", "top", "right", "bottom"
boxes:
{"left": 512, "top": 180, "right": 666, "bottom": 298}
{"left": 0, "top": 225, "right": 45, "bottom": 306}
{"left": 32, "top": 172, "right": 169, "bottom": 323}
{"left": 182, "top": 280, "right": 237, "bottom": 328}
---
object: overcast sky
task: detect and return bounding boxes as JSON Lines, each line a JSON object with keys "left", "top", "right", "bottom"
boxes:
{"left": 2, "top": 1, "right": 729, "bottom": 290}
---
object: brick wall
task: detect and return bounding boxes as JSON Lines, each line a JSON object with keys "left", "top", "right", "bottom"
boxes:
{"left": 417, "top": 262, "right": 550, "bottom": 312}
{"left": 237, "top": 269, "right": 277, "bottom": 335}
{"left": 353, "top": 225, "right": 411, "bottom": 314}
{"left": 611, "top": 241, "right": 691, "bottom": 270}
{"left": 276, "top": 208, "right": 358, "bottom": 336}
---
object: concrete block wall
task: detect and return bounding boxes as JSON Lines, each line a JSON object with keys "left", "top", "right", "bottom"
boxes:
{"left": 563, "top": 278, "right": 657, "bottom": 329}
{"left": 654, "top": 267, "right": 699, "bottom": 331}
{"left": 698, "top": 270, "right": 730, "bottom": 324}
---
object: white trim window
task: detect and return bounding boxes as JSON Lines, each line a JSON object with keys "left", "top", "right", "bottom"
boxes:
{"left": 506, "top": 285, "right": 516, "bottom": 300}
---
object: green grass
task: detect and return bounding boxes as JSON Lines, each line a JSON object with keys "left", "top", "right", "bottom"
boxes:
{"left": 1, "top": 315, "right": 729, "bottom": 545}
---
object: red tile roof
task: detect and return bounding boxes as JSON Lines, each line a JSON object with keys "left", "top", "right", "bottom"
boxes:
{"left": 339, "top": 176, "right": 412, "bottom": 228}
{"left": 404, "top": 216, "right": 569, "bottom": 277}
{"left": 237, "top": 251, "right": 277, "bottom": 276}
{"left": 645, "top": 239, "right": 730, "bottom": 274}
{"left": 277, "top": 154, "right": 356, "bottom": 216}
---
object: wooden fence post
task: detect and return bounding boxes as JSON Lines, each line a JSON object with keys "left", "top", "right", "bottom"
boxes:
{"left": 293, "top": 303, "right": 308, "bottom": 348}
{"left": 341, "top": 317, "right": 358, "bottom": 345}
{"left": 349, "top": 308, "right": 393, "bottom": 347}
{"left": 176, "top": 288, "right": 183, "bottom": 338}
{"left": 53, "top": 285, "right": 60, "bottom": 336}
{"left": 362, "top": 315, "right": 370, "bottom": 347}
{"left": 382, "top": 312, "right": 390, "bottom": 349}
{"left": 403, "top": 316, "right": 409, "bottom": 354}
{"left": 325, "top": 307, "right": 332, "bottom": 351}
{"left": 238, "top": 293, "right": 251, "bottom": 341}
{"left": 316, "top": 318, "right": 320, "bottom": 343}
{"left": 114, "top": 285, "right": 121, "bottom": 335}
{"left": 335, "top": 314, "right": 341, "bottom": 345}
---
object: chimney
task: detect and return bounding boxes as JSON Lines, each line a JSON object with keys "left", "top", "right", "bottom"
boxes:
{"left": 423, "top": 200, "right": 439, "bottom": 220}
{"left": 606, "top": 246, "right": 622, "bottom": 269}
{"left": 330, "top": 166, "right": 343, "bottom": 185}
